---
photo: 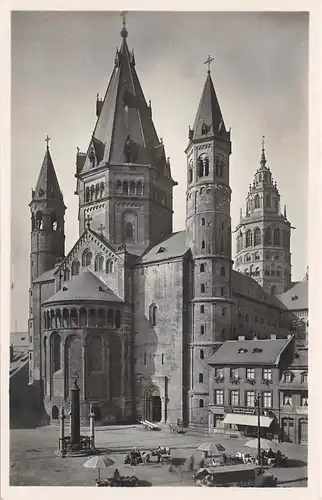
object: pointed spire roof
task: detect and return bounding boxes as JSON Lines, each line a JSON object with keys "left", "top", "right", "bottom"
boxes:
{"left": 34, "top": 141, "right": 63, "bottom": 202}
{"left": 190, "top": 70, "right": 228, "bottom": 142}
{"left": 260, "top": 135, "right": 267, "bottom": 169}
{"left": 79, "top": 23, "right": 170, "bottom": 176}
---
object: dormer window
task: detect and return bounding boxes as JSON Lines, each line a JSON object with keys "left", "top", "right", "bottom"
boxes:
{"left": 157, "top": 247, "right": 166, "bottom": 254}
{"left": 238, "top": 348, "right": 248, "bottom": 354}
{"left": 252, "top": 347, "right": 263, "bottom": 353}
{"left": 292, "top": 295, "right": 298, "bottom": 301}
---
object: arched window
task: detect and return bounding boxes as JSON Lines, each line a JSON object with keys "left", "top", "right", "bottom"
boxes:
{"left": 199, "top": 399, "right": 204, "bottom": 408}
{"left": 107, "top": 309, "right": 114, "bottom": 326}
{"left": 123, "top": 212, "right": 137, "bottom": 242}
{"left": 79, "top": 308, "right": 87, "bottom": 327}
{"left": 198, "top": 157, "right": 204, "bottom": 178}
{"left": 201, "top": 240, "right": 205, "bottom": 250}
{"left": 36, "top": 211, "right": 43, "bottom": 230}
{"left": 189, "top": 168, "right": 193, "bottom": 183}
{"left": 52, "top": 406, "right": 59, "bottom": 420}
{"left": 274, "top": 227, "right": 281, "bottom": 246}
{"left": 85, "top": 187, "right": 90, "bottom": 202}
{"left": 116, "top": 179, "right": 122, "bottom": 193}
{"left": 204, "top": 157, "right": 209, "bottom": 176}
{"left": 254, "top": 195, "right": 260, "bottom": 208}
{"left": 100, "top": 182, "right": 105, "bottom": 197}
{"left": 95, "top": 183, "right": 100, "bottom": 199}
{"left": 246, "top": 230, "right": 252, "bottom": 247}
{"left": 52, "top": 333, "right": 61, "bottom": 372}
{"left": 62, "top": 308, "right": 69, "bottom": 328}
{"left": 70, "top": 309, "right": 78, "bottom": 327}
{"left": 200, "top": 305, "right": 204, "bottom": 314}
{"left": 254, "top": 228, "right": 261, "bottom": 246}
{"left": 276, "top": 266, "right": 281, "bottom": 277}
{"left": 199, "top": 373, "right": 204, "bottom": 383}
{"left": 255, "top": 267, "right": 260, "bottom": 276}
{"left": 201, "top": 218, "right": 205, "bottom": 226}
{"left": 200, "top": 263, "right": 205, "bottom": 272}
{"left": 83, "top": 250, "right": 93, "bottom": 266}
{"left": 123, "top": 181, "right": 128, "bottom": 194}
{"left": 200, "top": 349, "right": 204, "bottom": 359}
{"left": 115, "top": 310, "right": 121, "bottom": 328}
{"left": 71, "top": 260, "right": 80, "bottom": 276}
{"left": 259, "top": 173, "right": 262, "bottom": 182}
{"left": 265, "top": 227, "right": 272, "bottom": 245}
{"left": 97, "top": 309, "right": 105, "bottom": 327}
{"left": 95, "top": 255, "right": 104, "bottom": 271}
{"left": 137, "top": 181, "right": 142, "bottom": 195}
{"left": 90, "top": 185, "right": 95, "bottom": 201}
{"left": 201, "top": 284, "right": 205, "bottom": 293}
{"left": 149, "top": 304, "right": 157, "bottom": 326}
{"left": 130, "top": 181, "right": 135, "bottom": 194}
{"left": 200, "top": 324, "right": 205, "bottom": 334}
{"left": 64, "top": 268, "right": 70, "bottom": 281}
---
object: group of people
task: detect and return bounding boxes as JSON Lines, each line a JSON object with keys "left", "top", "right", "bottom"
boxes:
{"left": 260, "top": 448, "right": 287, "bottom": 467}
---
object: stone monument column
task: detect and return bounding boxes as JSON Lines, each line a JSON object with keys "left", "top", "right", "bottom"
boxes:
{"left": 70, "top": 376, "right": 81, "bottom": 448}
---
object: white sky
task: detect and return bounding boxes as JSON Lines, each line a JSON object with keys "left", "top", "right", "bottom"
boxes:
{"left": 10, "top": 11, "right": 308, "bottom": 331}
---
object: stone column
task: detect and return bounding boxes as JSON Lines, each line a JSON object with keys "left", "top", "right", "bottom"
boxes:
{"left": 161, "top": 397, "right": 168, "bottom": 423}
{"left": 70, "top": 378, "right": 81, "bottom": 448}
{"left": 82, "top": 341, "right": 86, "bottom": 401}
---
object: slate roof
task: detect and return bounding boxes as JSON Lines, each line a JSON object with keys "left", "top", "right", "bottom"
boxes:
{"left": 190, "top": 72, "right": 230, "bottom": 142}
{"left": 79, "top": 31, "right": 172, "bottom": 178}
{"left": 231, "top": 270, "right": 286, "bottom": 310}
{"left": 33, "top": 268, "right": 56, "bottom": 283}
{"left": 43, "top": 270, "right": 123, "bottom": 305}
{"left": 33, "top": 147, "right": 63, "bottom": 202}
{"left": 208, "top": 337, "right": 293, "bottom": 366}
{"left": 287, "top": 348, "right": 308, "bottom": 368}
{"left": 277, "top": 280, "right": 308, "bottom": 311}
{"left": 140, "top": 231, "right": 188, "bottom": 264}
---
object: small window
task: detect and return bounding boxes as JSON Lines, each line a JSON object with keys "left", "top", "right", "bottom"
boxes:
{"left": 200, "top": 324, "right": 205, "bottom": 335}
{"left": 200, "top": 349, "right": 204, "bottom": 360}
{"left": 221, "top": 307, "right": 226, "bottom": 316}
{"left": 201, "top": 284, "right": 205, "bottom": 293}
{"left": 201, "top": 218, "right": 205, "bottom": 226}
{"left": 200, "top": 305, "right": 204, "bottom": 314}
{"left": 144, "top": 353, "right": 147, "bottom": 365}
{"left": 161, "top": 353, "right": 164, "bottom": 365}
{"left": 284, "top": 372, "right": 293, "bottom": 383}
{"left": 199, "top": 373, "right": 204, "bottom": 383}
{"left": 201, "top": 240, "right": 205, "bottom": 250}
{"left": 200, "top": 263, "right": 205, "bottom": 272}
{"left": 199, "top": 399, "right": 204, "bottom": 408}
{"left": 220, "top": 287, "right": 224, "bottom": 297}
{"left": 301, "top": 372, "right": 308, "bottom": 383}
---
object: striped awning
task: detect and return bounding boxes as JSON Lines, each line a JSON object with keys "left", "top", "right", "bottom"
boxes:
{"left": 223, "top": 413, "right": 273, "bottom": 428}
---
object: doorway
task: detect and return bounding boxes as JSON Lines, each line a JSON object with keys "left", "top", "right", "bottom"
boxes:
{"left": 144, "top": 385, "right": 162, "bottom": 422}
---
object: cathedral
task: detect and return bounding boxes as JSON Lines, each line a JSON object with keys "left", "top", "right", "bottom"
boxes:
{"left": 28, "top": 20, "right": 307, "bottom": 427}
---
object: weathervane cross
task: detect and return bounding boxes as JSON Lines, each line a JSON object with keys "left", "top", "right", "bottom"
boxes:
{"left": 204, "top": 54, "right": 214, "bottom": 73}
{"left": 45, "top": 134, "right": 51, "bottom": 148}
{"left": 120, "top": 11, "right": 127, "bottom": 28}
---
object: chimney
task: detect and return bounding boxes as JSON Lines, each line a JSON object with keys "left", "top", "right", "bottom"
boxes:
{"left": 287, "top": 334, "right": 292, "bottom": 339}
{"left": 238, "top": 336, "right": 245, "bottom": 341}
{"left": 270, "top": 334, "right": 277, "bottom": 340}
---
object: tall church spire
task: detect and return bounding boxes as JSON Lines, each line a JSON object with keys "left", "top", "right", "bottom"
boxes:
{"left": 260, "top": 135, "right": 267, "bottom": 168}
{"left": 188, "top": 64, "right": 230, "bottom": 143}
{"left": 33, "top": 137, "right": 63, "bottom": 202}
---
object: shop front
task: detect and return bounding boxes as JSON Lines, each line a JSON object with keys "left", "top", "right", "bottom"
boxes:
{"left": 209, "top": 405, "right": 278, "bottom": 439}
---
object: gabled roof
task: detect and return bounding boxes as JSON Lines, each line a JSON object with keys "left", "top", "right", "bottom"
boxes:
{"left": 140, "top": 231, "right": 188, "bottom": 264}
{"left": 33, "top": 146, "right": 63, "bottom": 203}
{"left": 79, "top": 30, "right": 171, "bottom": 177}
{"left": 53, "top": 227, "right": 121, "bottom": 276}
{"left": 33, "top": 268, "right": 56, "bottom": 283}
{"left": 277, "top": 279, "right": 308, "bottom": 311}
{"left": 190, "top": 71, "right": 229, "bottom": 142}
{"left": 208, "top": 337, "right": 293, "bottom": 366}
{"left": 43, "top": 269, "right": 123, "bottom": 305}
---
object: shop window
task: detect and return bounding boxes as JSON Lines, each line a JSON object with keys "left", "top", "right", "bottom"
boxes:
{"left": 246, "top": 390, "right": 255, "bottom": 407}
{"left": 262, "top": 391, "right": 272, "bottom": 408}
{"left": 215, "top": 390, "right": 224, "bottom": 405}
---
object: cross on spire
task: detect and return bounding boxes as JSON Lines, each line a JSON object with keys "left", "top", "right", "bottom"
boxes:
{"left": 85, "top": 215, "right": 92, "bottom": 228}
{"left": 204, "top": 54, "right": 214, "bottom": 73}
{"left": 45, "top": 134, "right": 51, "bottom": 149}
{"left": 120, "top": 11, "right": 128, "bottom": 38}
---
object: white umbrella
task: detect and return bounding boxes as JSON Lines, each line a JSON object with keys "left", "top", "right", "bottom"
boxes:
{"left": 245, "top": 438, "right": 277, "bottom": 451}
{"left": 83, "top": 454, "right": 115, "bottom": 480}
{"left": 197, "top": 442, "right": 226, "bottom": 456}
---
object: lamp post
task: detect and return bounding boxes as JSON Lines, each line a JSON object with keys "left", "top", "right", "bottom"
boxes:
{"left": 256, "top": 392, "right": 261, "bottom": 465}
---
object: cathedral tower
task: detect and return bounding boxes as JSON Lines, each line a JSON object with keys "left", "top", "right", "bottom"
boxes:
{"left": 75, "top": 20, "right": 176, "bottom": 255}
{"left": 29, "top": 139, "right": 65, "bottom": 283}
{"left": 234, "top": 138, "right": 292, "bottom": 295}
{"left": 29, "top": 139, "right": 65, "bottom": 384}
{"left": 185, "top": 60, "right": 233, "bottom": 424}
